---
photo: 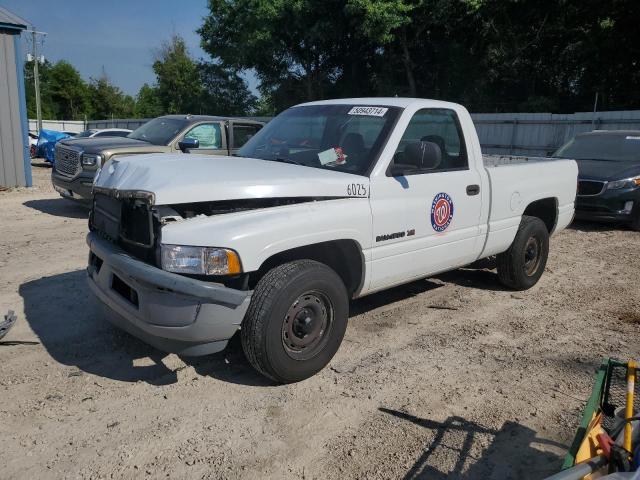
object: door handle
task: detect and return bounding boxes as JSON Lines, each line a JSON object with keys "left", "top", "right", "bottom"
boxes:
{"left": 466, "top": 184, "right": 480, "bottom": 196}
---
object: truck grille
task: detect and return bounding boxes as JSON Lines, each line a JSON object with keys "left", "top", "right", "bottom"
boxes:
{"left": 55, "top": 146, "right": 81, "bottom": 177}
{"left": 90, "top": 192, "right": 157, "bottom": 263}
{"left": 577, "top": 180, "right": 605, "bottom": 196}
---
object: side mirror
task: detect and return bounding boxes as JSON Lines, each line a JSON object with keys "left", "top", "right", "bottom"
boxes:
{"left": 404, "top": 141, "right": 442, "bottom": 170}
{"left": 178, "top": 137, "right": 199, "bottom": 152}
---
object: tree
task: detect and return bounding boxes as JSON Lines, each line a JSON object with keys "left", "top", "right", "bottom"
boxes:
{"left": 198, "top": 62, "right": 256, "bottom": 115}
{"left": 152, "top": 35, "right": 203, "bottom": 114}
{"left": 150, "top": 34, "right": 256, "bottom": 115}
{"left": 199, "top": 0, "right": 640, "bottom": 113}
{"left": 199, "top": 0, "right": 351, "bottom": 109}
{"left": 87, "top": 71, "right": 135, "bottom": 119}
{"left": 135, "top": 83, "right": 163, "bottom": 117}
{"left": 24, "top": 59, "right": 56, "bottom": 119}
{"left": 44, "top": 60, "right": 90, "bottom": 119}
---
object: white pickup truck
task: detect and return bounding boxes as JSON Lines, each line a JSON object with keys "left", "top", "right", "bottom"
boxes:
{"left": 87, "top": 98, "right": 577, "bottom": 383}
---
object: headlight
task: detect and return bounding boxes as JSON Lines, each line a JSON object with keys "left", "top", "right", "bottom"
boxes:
{"left": 607, "top": 176, "right": 640, "bottom": 190}
{"left": 82, "top": 153, "right": 102, "bottom": 166}
{"left": 161, "top": 244, "right": 242, "bottom": 275}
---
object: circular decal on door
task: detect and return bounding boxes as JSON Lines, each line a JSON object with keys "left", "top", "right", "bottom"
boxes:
{"left": 431, "top": 192, "right": 454, "bottom": 232}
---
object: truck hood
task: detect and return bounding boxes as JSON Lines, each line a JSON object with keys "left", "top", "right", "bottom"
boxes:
{"left": 94, "top": 153, "right": 368, "bottom": 205}
{"left": 576, "top": 159, "right": 640, "bottom": 181}
{"left": 59, "top": 136, "right": 157, "bottom": 153}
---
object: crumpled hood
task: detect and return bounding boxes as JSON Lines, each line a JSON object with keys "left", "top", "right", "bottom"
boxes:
{"left": 94, "top": 153, "right": 368, "bottom": 205}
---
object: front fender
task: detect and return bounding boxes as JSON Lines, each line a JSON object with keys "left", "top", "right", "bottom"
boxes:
{"left": 159, "top": 198, "right": 372, "bottom": 272}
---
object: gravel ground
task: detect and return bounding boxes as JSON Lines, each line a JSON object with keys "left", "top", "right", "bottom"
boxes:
{"left": 1, "top": 164, "right": 639, "bottom": 479}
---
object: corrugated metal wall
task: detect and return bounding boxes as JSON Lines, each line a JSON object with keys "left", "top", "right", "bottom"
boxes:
{"left": 0, "top": 29, "right": 30, "bottom": 187}
{"left": 471, "top": 110, "right": 640, "bottom": 156}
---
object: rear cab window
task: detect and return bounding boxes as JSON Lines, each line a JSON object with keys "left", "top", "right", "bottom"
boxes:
{"left": 232, "top": 124, "right": 262, "bottom": 148}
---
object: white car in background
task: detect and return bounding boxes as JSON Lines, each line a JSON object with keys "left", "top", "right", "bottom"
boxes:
{"left": 74, "top": 128, "right": 132, "bottom": 139}
{"left": 28, "top": 131, "right": 38, "bottom": 158}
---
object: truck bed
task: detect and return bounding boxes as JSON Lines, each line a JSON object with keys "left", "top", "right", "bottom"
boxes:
{"left": 478, "top": 154, "right": 577, "bottom": 258}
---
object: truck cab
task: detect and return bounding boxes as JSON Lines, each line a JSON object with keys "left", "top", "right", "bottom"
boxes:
{"left": 86, "top": 98, "right": 577, "bottom": 383}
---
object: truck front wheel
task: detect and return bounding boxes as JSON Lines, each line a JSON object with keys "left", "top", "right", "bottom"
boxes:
{"left": 496, "top": 215, "right": 549, "bottom": 290}
{"left": 241, "top": 260, "right": 349, "bottom": 383}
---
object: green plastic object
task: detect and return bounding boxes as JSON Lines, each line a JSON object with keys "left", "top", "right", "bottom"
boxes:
{"left": 562, "top": 358, "right": 610, "bottom": 470}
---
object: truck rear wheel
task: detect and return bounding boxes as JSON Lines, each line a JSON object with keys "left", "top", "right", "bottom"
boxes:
{"left": 241, "top": 260, "right": 349, "bottom": 383}
{"left": 496, "top": 215, "right": 549, "bottom": 290}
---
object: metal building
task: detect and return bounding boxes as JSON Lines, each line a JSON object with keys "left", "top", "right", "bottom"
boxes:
{"left": 0, "top": 6, "right": 30, "bottom": 188}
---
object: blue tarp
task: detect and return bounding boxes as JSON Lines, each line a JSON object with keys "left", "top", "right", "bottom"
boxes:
{"left": 37, "top": 129, "right": 70, "bottom": 163}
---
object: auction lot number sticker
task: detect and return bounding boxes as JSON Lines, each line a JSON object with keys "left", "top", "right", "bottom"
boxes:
{"left": 431, "top": 192, "right": 454, "bottom": 232}
{"left": 348, "top": 106, "right": 388, "bottom": 117}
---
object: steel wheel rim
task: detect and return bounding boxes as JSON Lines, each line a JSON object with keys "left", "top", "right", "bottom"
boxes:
{"left": 282, "top": 290, "right": 333, "bottom": 360}
{"left": 523, "top": 235, "right": 542, "bottom": 276}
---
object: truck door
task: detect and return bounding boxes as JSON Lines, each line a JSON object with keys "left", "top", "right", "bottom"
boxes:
{"left": 368, "top": 108, "right": 484, "bottom": 292}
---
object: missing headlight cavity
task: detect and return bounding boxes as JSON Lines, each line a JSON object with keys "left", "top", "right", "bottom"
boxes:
{"left": 120, "top": 198, "right": 154, "bottom": 247}
{"left": 167, "top": 197, "right": 343, "bottom": 219}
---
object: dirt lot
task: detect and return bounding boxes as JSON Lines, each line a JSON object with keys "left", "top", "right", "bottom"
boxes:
{"left": 1, "top": 164, "right": 639, "bottom": 479}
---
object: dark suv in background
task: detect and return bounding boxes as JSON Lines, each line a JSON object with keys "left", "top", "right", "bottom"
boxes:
{"left": 51, "top": 115, "right": 264, "bottom": 203}
{"left": 553, "top": 130, "right": 640, "bottom": 230}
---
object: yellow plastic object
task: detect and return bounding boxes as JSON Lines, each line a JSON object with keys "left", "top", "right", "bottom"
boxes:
{"left": 576, "top": 412, "right": 605, "bottom": 466}
{"left": 624, "top": 360, "right": 637, "bottom": 455}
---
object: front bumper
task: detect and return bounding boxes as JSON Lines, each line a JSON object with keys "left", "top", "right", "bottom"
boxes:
{"left": 51, "top": 169, "right": 96, "bottom": 203}
{"left": 86, "top": 232, "right": 252, "bottom": 356}
{"left": 575, "top": 187, "right": 639, "bottom": 223}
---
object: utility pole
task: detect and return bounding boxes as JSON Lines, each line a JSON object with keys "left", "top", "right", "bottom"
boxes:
{"left": 591, "top": 92, "right": 599, "bottom": 129}
{"left": 31, "top": 29, "right": 43, "bottom": 133}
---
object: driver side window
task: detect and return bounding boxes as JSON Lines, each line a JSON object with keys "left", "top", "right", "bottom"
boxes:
{"left": 395, "top": 109, "right": 468, "bottom": 171}
{"left": 183, "top": 123, "right": 222, "bottom": 149}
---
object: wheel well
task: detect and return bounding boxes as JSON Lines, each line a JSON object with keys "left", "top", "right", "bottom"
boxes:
{"left": 250, "top": 240, "right": 364, "bottom": 296}
{"left": 523, "top": 197, "right": 557, "bottom": 232}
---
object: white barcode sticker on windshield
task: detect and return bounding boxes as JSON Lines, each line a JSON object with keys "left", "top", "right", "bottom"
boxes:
{"left": 626, "top": 136, "right": 640, "bottom": 140}
{"left": 348, "top": 106, "right": 388, "bottom": 117}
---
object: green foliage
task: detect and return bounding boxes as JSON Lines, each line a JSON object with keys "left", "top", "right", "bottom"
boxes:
{"left": 198, "top": 62, "right": 257, "bottom": 115}
{"left": 24, "top": 61, "right": 136, "bottom": 120}
{"left": 134, "top": 83, "right": 164, "bottom": 118}
{"left": 152, "top": 35, "right": 203, "bottom": 114}
{"left": 24, "top": 60, "right": 89, "bottom": 120}
{"left": 199, "top": 0, "right": 640, "bottom": 113}
{"left": 23, "top": 34, "right": 256, "bottom": 121}
{"left": 151, "top": 34, "right": 256, "bottom": 115}
{"left": 87, "top": 72, "right": 135, "bottom": 119}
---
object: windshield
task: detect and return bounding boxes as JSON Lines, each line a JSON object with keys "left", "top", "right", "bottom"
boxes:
{"left": 127, "top": 118, "right": 189, "bottom": 145}
{"left": 237, "top": 104, "right": 401, "bottom": 175}
{"left": 553, "top": 134, "right": 640, "bottom": 162}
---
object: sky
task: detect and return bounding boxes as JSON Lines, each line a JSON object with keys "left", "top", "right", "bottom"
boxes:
{"left": 2, "top": 0, "right": 258, "bottom": 96}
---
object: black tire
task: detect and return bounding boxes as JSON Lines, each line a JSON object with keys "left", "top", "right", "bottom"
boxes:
{"left": 241, "top": 260, "right": 349, "bottom": 383}
{"left": 630, "top": 205, "right": 640, "bottom": 231}
{"left": 496, "top": 215, "right": 549, "bottom": 290}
